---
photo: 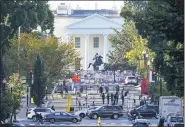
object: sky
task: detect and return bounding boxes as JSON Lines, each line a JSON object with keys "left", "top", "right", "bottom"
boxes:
{"left": 48, "top": 1, "right": 124, "bottom": 11}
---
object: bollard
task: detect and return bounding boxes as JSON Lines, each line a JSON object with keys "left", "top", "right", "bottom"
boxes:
{"left": 97, "top": 117, "right": 101, "bottom": 126}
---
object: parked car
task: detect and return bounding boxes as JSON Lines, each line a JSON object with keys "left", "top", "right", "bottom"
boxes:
{"left": 132, "top": 119, "right": 150, "bottom": 127}
{"left": 86, "top": 105, "right": 124, "bottom": 119}
{"left": 130, "top": 105, "right": 158, "bottom": 118}
{"left": 26, "top": 107, "right": 55, "bottom": 122}
{"left": 167, "top": 115, "right": 184, "bottom": 127}
{"left": 125, "top": 76, "right": 137, "bottom": 85}
{"left": 44, "top": 112, "right": 82, "bottom": 123}
{"left": 75, "top": 106, "right": 100, "bottom": 118}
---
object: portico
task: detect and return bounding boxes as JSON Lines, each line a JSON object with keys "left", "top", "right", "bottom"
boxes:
{"left": 66, "top": 14, "right": 122, "bottom": 70}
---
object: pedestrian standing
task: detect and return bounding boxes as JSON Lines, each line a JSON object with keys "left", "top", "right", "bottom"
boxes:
{"left": 113, "top": 93, "right": 117, "bottom": 105}
{"left": 143, "top": 97, "right": 146, "bottom": 104}
{"left": 99, "top": 85, "right": 103, "bottom": 95}
{"left": 77, "top": 94, "right": 82, "bottom": 110}
{"left": 121, "top": 86, "right": 124, "bottom": 95}
{"left": 105, "top": 85, "right": 109, "bottom": 93}
{"left": 80, "top": 86, "right": 83, "bottom": 93}
{"left": 116, "top": 92, "right": 119, "bottom": 105}
{"left": 121, "top": 94, "right": 124, "bottom": 105}
{"left": 111, "top": 93, "right": 114, "bottom": 105}
{"left": 106, "top": 93, "right": 110, "bottom": 104}
{"left": 116, "top": 85, "right": 120, "bottom": 93}
{"left": 102, "top": 93, "right": 105, "bottom": 104}
{"left": 140, "top": 99, "right": 144, "bottom": 106}
{"left": 158, "top": 117, "right": 165, "bottom": 127}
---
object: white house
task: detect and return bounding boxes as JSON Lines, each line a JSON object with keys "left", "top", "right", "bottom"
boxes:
{"left": 53, "top": 3, "right": 124, "bottom": 70}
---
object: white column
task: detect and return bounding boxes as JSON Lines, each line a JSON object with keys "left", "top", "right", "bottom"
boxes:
{"left": 103, "top": 34, "right": 108, "bottom": 63}
{"left": 84, "top": 34, "right": 89, "bottom": 70}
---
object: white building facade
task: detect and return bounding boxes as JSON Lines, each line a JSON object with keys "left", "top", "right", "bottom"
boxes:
{"left": 53, "top": 3, "right": 124, "bottom": 70}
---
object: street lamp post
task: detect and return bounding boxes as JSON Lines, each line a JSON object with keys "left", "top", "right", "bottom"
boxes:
{"left": 45, "top": 86, "right": 48, "bottom": 100}
{"left": 142, "top": 51, "right": 149, "bottom": 80}
{"left": 112, "top": 63, "right": 116, "bottom": 83}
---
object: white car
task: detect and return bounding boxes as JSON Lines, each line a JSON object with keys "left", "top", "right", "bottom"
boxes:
{"left": 27, "top": 107, "right": 55, "bottom": 122}
{"left": 125, "top": 76, "right": 137, "bottom": 85}
{"left": 167, "top": 115, "right": 184, "bottom": 127}
{"left": 75, "top": 106, "right": 100, "bottom": 118}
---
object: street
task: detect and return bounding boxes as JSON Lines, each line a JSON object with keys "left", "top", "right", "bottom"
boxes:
{"left": 19, "top": 117, "right": 158, "bottom": 126}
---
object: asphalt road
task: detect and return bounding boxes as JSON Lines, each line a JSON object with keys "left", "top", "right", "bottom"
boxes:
{"left": 19, "top": 117, "right": 158, "bottom": 126}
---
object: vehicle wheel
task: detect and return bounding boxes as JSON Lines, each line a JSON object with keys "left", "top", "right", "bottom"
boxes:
{"left": 32, "top": 116, "right": 37, "bottom": 122}
{"left": 72, "top": 118, "right": 78, "bottom": 123}
{"left": 92, "top": 114, "right": 98, "bottom": 119}
{"left": 79, "top": 113, "right": 85, "bottom": 118}
{"left": 50, "top": 118, "right": 55, "bottom": 123}
{"left": 112, "top": 114, "right": 119, "bottom": 119}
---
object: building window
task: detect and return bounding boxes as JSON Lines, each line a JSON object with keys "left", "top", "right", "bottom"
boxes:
{"left": 93, "top": 37, "right": 99, "bottom": 48}
{"left": 75, "top": 37, "right": 80, "bottom": 48}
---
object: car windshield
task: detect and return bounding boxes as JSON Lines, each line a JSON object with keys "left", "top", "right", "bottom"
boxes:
{"left": 88, "top": 107, "right": 97, "bottom": 110}
{"left": 178, "top": 117, "right": 184, "bottom": 122}
{"left": 171, "top": 117, "right": 177, "bottom": 122}
{"left": 128, "top": 77, "right": 136, "bottom": 80}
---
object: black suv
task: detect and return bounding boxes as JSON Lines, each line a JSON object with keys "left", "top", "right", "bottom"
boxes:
{"left": 86, "top": 105, "right": 124, "bottom": 119}
{"left": 130, "top": 104, "right": 158, "bottom": 118}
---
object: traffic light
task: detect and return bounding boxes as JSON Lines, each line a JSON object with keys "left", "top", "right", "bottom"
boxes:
{"left": 152, "top": 71, "right": 157, "bottom": 82}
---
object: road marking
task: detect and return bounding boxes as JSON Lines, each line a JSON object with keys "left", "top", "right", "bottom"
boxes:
{"left": 29, "top": 124, "right": 35, "bottom": 125}
{"left": 110, "top": 123, "right": 116, "bottom": 124}
{"left": 60, "top": 124, "right": 67, "bottom": 125}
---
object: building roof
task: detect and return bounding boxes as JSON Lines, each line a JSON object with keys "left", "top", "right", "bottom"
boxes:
{"left": 66, "top": 13, "right": 122, "bottom": 29}
{"left": 57, "top": 9, "right": 119, "bottom": 18}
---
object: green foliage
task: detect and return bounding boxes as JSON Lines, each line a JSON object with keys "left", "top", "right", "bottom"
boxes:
{"left": 33, "top": 56, "right": 45, "bottom": 107}
{"left": 148, "top": 81, "right": 171, "bottom": 103}
{"left": 121, "top": 1, "right": 184, "bottom": 97}
{"left": 0, "top": 92, "right": 13, "bottom": 122}
{"left": 0, "top": 0, "right": 54, "bottom": 49}
{"left": 3, "top": 33, "right": 79, "bottom": 86}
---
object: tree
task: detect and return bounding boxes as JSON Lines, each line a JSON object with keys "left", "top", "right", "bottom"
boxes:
{"left": 0, "top": 0, "right": 55, "bottom": 122}
{"left": 33, "top": 56, "right": 45, "bottom": 107}
{"left": 120, "top": 0, "right": 184, "bottom": 97}
{"left": 4, "top": 33, "right": 79, "bottom": 86}
{"left": 0, "top": 73, "right": 23, "bottom": 123}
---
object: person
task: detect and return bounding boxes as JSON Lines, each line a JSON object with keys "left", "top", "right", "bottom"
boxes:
{"left": 80, "top": 86, "right": 83, "bottom": 93}
{"left": 63, "top": 80, "right": 68, "bottom": 94}
{"left": 93, "top": 53, "right": 99, "bottom": 62}
{"left": 105, "top": 85, "right": 109, "bottom": 93}
{"left": 99, "top": 85, "right": 103, "bottom": 94}
{"left": 115, "top": 92, "right": 119, "bottom": 105}
{"left": 113, "top": 93, "right": 117, "bottom": 105}
{"left": 111, "top": 93, "right": 114, "bottom": 105}
{"left": 140, "top": 99, "right": 145, "bottom": 106}
{"left": 77, "top": 94, "right": 82, "bottom": 110}
{"left": 121, "top": 87, "right": 124, "bottom": 95}
{"left": 91, "top": 101, "right": 95, "bottom": 106}
{"left": 39, "top": 113, "right": 43, "bottom": 124}
{"left": 125, "top": 90, "right": 129, "bottom": 97}
{"left": 107, "top": 93, "right": 110, "bottom": 104}
{"left": 34, "top": 111, "right": 39, "bottom": 122}
{"left": 102, "top": 93, "right": 105, "bottom": 104}
{"left": 51, "top": 106, "right": 55, "bottom": 111}
{"left": 143, "top": 97, "right": 146, "bottom": 104}
{"left": 116, "top": 85, "right": 120, "bottom": 93}
{"left": 121, "top": 93, "right": 124, "bottom": 105}
{"left": 158, "top": 116, "right": 165, "bottom": 127}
